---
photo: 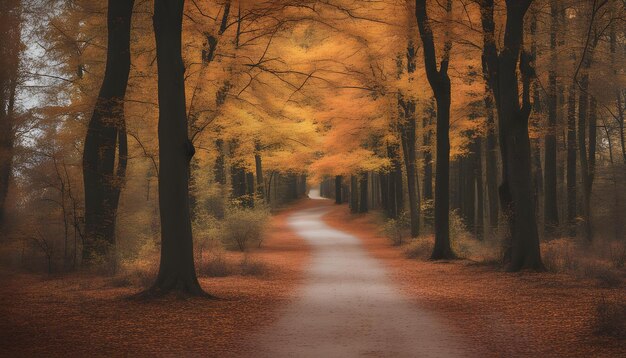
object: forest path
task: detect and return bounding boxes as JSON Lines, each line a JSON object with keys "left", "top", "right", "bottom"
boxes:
{"left": 250, "top": 189, "right": 467, "bottom": 357}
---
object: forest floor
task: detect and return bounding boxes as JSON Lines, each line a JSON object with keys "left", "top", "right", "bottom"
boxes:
{"left": 0, "top": 199, "right": 316, "bottom": 357}
{"left": 324, "top": 201, "right": 626, "bottom": 357}
{"left": 0, "top": 196, "right": 625, "bottom": 357}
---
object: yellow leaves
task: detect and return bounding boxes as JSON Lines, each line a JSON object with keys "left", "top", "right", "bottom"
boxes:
{"left": 309, "top": 149, "right": 390, "bottom": 181}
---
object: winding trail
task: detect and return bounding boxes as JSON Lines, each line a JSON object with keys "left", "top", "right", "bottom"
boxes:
{"left": 251, "top": 190, "right": 467, "bottom": 357}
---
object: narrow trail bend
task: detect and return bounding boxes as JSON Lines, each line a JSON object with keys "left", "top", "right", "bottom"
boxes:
{"left": 250, "top": 190, "right": 467, "bottom": 358}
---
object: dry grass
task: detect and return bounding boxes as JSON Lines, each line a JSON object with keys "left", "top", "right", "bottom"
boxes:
{"left": 403, "top": 237, "right": 434, "bottom": 259}
{"left": 541, "top": 239, "right": 625, "bottom": 288}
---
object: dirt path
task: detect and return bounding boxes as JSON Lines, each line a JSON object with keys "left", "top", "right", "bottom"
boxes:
{"left": 250, "top": 191, "right": 467, "bottom": 357}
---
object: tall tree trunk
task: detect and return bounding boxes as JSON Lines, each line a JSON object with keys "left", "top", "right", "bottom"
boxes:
{"left": 480, "top": 0, "right": 544, "bottom": 271}
{"left": 214, "top": 139, "right": 226, "bottom": 184}
{"left": 0, "top": 80, "right": 17, "bottom": 228}
{"left": 246, "top": 171, "right": 255, "bottom": 206}
{"left": 82, "top": 0, "right": 133, "bottom": 263}
{"left": 335, "top": 175, "right": 343, "bottom": 204}
{"left": 359, "top": 172, "right": 368, "bottom": 213}
{"left": 0, "top": 0, "right": 21, "bottom": 228}
{"left": 483, "top": 58, "right": 499, "bottom": 230}
{"left": 149, "top": 0, "right": 207, "bottom": 296}
{"left": 566, "top": 83, "right": 577, "bottom": 237}
{"left": 416, "top": 0, "right": 455, "bottom": 259}
{"left": 423, "top": 103, "right": 434, "bottom": 200}
{"left": 254, "top": 141, "right": 265, "bottom": 200}
{"left": 350, "top": 175, "right": 358, "bottom": 213}
{"left": 473, "top": 137, "right": 484, "bottom": 240}
{"left": 544, "top": 0, "right": 559, "bottom": 234}
{"left": 399, "top": 95, "right": 420, "bottom": 237}
{"left": 387, "top": 143, "right": 403, "bottom": 218}
{"left": 397, "top": 41, "right": 420, "bottom": 237}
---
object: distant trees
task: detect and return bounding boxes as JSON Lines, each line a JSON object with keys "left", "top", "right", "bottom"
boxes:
{"left": 4, "top": 0, "right": 626, "bottom": 276}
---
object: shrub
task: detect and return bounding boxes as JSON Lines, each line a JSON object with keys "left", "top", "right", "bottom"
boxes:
{"left": 448, "top": 209, "right": 487, "bottom": 260}
{"left": 608, "top": 241, "right": 626, "bottom": 269}
{"left": 594, "top": 296, "right": 626, "bottom": 339}
{"left": 421, "top": 199, "right": 435, "bottom": 230}
{"left": 541, "top": 239, "right": 579, "bottom": 272}
{"left": 193, "top": 212, "right": 222, "bottom": 257}
{"left": 404, "top": 237, "right": 434, "bottom": 260}
{"left": 198, "top": 252, "right": 235, "bottom": 277}
{"left": 384, "top": 212, "right": 410, "bottom": 246}
{"left": 578, "top": 261, "right": 623, "bottom": 288}
{"left": 240, "top": 255, "right": 268, "bottom": 276}
{"left": 113, "top": 255, "right": 158, "bottom": 288}
{"left": 221, "top": 206, "right": 270, "bottom": 252}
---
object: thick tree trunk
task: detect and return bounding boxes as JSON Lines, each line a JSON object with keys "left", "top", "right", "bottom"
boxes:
{"left": 335, "top": 175, "right": 343, "bottom": 204}
{"left": 82, "top": 0, "right": 133, "bottom": 263}
{"left": 416, "top": 0, "right": 454, "bottom": 259}
{"left": 481, "top": 0, "right": 543, "bottom": 271}
{"left": 149, "top": 0, "right": 207, "bottom": 296}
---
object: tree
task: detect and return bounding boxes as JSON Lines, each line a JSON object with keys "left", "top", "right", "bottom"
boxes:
{"left": 480, "top": 0, "right": 544, "bottom": 271}
{"left": 81, "top": 0, "right": 134, "bottom": 263}
{"left": 335, "top": 175, "right": 343, "bottom": 204}
{"left": 415, "top": 0, "right": 455, "bottom": 260}
{"left": 398, "top": 42, "right": 421, "bottom": 238}
{"left": 543, "top": 0, "right": 559, "bottom": 235}
{"left": 0, "top": 0, "right": 21, "bottom": 228}
{"left": 148, "top": 0, "right": 208, "bottom": 296}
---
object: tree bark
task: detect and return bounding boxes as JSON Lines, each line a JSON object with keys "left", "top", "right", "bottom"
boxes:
{"left": 386, "top": 143, "right": 403, "bottom": 218}
{"left": 397, "top": 41, "right": 420, "bottom": 237}
{"left": 350, "top": 175, "right": 358, "bottom": 213}
{"left": 566, "top": 83, "right": 577, "bottom": 237}
{"left": 399, "top": 93, "right": 420, "bottom": 237}
{"left": 423, "top": 102, "right": 434, "bottom": 200}
{"left": 359, "top": 172, "right": 368, "bottom": 213}
{"left": 335, "top": 175, "right": 343, "bottom": 204}
{"left": 214, "top": 139, "right": 226, "bottom": 184}
{"left": 148, "top": 0, "right": 207, "bottom": 296}
{"left": 254, "top": 141, "right": 265, "bottom": 200}
{"left": 415, "top": 0, "right": 455, "bottom": 259}
{"left": 482, "top": 57, "right": 499, "bottom": 230}
{"left": 473, "top": 137, "right": 484, "bottom": 240}
{"left": 480, "top": 0, "right": 544, "bottom": 271}
{"left": 82, "top": 0, "right": 133, "bottom": 263}
{"left": 0, "top": 0, "right": 21, "bottom": 228}
{"left": 543, "top": 0, "right": 559, "bottom": 234}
